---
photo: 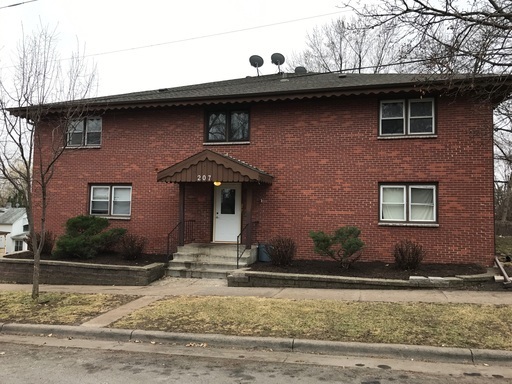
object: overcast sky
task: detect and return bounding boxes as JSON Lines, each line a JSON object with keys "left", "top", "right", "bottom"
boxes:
{"left": 0, "top": 0, "right": 351, "bottom": 97}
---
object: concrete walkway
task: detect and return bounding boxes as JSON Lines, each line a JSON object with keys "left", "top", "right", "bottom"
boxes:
{"left": 1, "top": 277, "right": 512, "bottom": 366}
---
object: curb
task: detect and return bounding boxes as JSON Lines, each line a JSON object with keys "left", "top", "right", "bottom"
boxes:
{"left": 2, "top": 322, "right": 512, "bottom": 365}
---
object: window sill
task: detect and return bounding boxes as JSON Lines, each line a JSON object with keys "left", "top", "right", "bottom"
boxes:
{"left": 378, "top": 135, "right": 437, "bottom": 140}
{"left": 65, "top": 145, "right": 102, "bottom": 150}
{"left": 203, "top": 141, "right": 251, "bottom": 146}
{"left": 92, "top": 215, "right": 131, "bottom": 220}
{"left": 379, "top": 222, "right": 439, "bottom": 228}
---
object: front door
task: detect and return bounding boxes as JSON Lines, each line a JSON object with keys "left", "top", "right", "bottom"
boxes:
{"left": 213, "top": 183, "right": 241, "bottom": 242}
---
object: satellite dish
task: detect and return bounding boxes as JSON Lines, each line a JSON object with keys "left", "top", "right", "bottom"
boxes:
{"left": 271, "top": 53, "right": 285, "bottom": 73}
{"left": 271, "top": 53, "right": 285, "bottom": 66}
{"left": 249, "top": 55, "right": 264, "bottom": 76}
{"left": 294, "top": 66, "right": 307, "bottom": 74}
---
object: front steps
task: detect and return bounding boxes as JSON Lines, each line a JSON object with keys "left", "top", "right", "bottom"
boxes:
{"left": 166, "top": 243, "right": 257, "bottom": 279}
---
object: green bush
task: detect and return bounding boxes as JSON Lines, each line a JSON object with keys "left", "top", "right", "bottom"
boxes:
{"left": 118, "top": 233, "right": 147, "bottom": 260}
{"left": 266, "top": 236, "right": 296, "bottom": 266}
{"left": 53, "top": 215, "right": 126, "bottom": 259}
{"left": 310, "top": 226, "right": 364, "bottom": 269}
{"left": 26, "top": 230, "right": 56, "bottom": 255}
{"left": 393, "top": 240, "right": 425, "bottom": 270}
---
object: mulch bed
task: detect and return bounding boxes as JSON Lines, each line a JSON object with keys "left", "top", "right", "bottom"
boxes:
{"left": 249, "top": 260, "right": 488, "bottom": 280}
{"left": 3, "top": 253, "right": 168, "bottom": 266}
{"left": 7, "top": 253, "right": 510, "bottom": 282}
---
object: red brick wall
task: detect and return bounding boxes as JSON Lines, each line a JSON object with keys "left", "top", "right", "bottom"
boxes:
{"left": 34, "top": 94, "right": 495, "bottom": 265}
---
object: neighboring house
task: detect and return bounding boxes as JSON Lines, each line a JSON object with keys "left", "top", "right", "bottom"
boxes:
{"left": 0, "top": 207, "right": 28, "bottom": 254}
{"left": 10, "top": 72, "right": 512, "bottom": 266}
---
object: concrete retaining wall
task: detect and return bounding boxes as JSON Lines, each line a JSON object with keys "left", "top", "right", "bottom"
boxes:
{"left": 227, "top": 270, "right": 494, "bottom": 289}
{"left": 0, "top": 258, "right": 165, "bottom": 286}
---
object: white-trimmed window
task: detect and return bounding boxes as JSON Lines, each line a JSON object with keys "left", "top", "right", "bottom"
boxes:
{"left": 67, "top": 117, "right": 102, "bottom": 147}
{"left": 380, "top": 99, "right": 435, "bottom": 136}
{"left": 380, "top": 184, "right": 437, "bottom": 222}
{"left": 14, "top": 240, "right": 23, "bottom": 252}
{"left": 90, "top": 185, "right": 132, "bottom": 217}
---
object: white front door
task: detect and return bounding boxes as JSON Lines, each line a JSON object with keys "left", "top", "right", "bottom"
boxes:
{"left": 213, "top": 183, "right": 241, "bottom": 242}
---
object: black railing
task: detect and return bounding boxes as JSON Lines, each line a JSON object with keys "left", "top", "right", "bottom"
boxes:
{"left": 236, "top": 221, "right": 259, "bottom": 269}
{"left": 166, "top": 220, "right": 195, "bottom": 262}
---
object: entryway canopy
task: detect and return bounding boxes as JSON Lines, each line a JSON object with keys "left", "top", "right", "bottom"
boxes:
{"left": 157, "top": 149, "right": 273, "bottom": 184}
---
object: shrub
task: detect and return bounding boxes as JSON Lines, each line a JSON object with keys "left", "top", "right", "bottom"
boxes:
{"left": 53, "top": 215, "right": 127, "bottom": 259}
{"left": 393, "top": 240, "right": 425, "bottom": 270}
{"left": 26, "top": 230, "right": 56, "bottom": 255}
{"left": 118, "top": 233, "right": 147, "bottom": 260}
{"left": 310, "top": 226, "right": 364, "bottom": 269}
{"left": 266, "top": 236, "right": 296, "bottom": 266}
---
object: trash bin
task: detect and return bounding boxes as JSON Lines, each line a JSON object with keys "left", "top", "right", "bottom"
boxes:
{"left": 258, "top": 243, "right": 271, "bottom": 262}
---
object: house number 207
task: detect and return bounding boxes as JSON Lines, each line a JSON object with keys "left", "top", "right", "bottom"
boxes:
{"left": 197, "top": 174, "right": 212, "bottom": 181}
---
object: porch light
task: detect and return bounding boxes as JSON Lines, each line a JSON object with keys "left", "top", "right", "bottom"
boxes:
{"left": 213, "top": 181, "right": 222, "bottom": 187}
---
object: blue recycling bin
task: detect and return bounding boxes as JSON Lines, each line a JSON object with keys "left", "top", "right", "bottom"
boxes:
{"left": 258, "top": 243, "right": 271, "bottom": 262}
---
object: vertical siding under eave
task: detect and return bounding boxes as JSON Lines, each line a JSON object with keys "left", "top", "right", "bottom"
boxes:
{"left": 172, "top": 161, "right": 252, "bottom": 183}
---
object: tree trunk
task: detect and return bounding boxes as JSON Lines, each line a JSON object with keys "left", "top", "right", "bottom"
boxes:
{"left": 31, "top": 250, "right": 40, "bottom": 299}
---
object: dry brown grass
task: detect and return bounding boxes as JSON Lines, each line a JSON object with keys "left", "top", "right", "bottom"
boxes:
{"left": 0, "top": 291, "right": 135, "bottom": 325}
{"left": 111, "top": 296, "right": 512, "bottom": 351}
{"left": 2, "top": 291, "right": 511, "bottom": 351}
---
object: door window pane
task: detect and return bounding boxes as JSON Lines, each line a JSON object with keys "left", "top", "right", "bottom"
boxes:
{"left": 221, "top": 188, "right": 236, "bottom": 214}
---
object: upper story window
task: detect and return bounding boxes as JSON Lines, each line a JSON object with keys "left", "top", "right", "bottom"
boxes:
{"left": 67, "top": 117, "right": 102, "bottom": 147}
{"left": 380, "top": 99, "right": 435, "bottom": 136}
{"left": 205, "top": 110, "right": 249, "bottom": 143}
{"left": 380, "top": 184, "right": 437, "bottom": 223}
{"left": 90, "top": 185, "right": 132, "bottom": 217}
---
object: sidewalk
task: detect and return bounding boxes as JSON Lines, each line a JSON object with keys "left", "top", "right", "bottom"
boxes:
{"left": 1, "top": 277, "right": 512, "bottom": 366}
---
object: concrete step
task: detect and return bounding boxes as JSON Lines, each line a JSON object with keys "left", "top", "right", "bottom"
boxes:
{"left": 169, "top": 243, "right": 257, "bottom": 279}
{"left": 172, "top": 252, "right": 253, "bottom": 264}
{"left": 177, "top": 243, "right": 239, "bottom": 256}
{"left": 167, "top": 260, "right": 251, "bottom": 271}
{"left": 166, "top": 267, "right": 233, "bottom": 279}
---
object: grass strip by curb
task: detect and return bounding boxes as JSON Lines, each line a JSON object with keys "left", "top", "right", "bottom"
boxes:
{"left": 0, "top": 291, "right": 136, "bottom": 326}
{"left": 111, "top": 296, "right": 512, "bottom": 351}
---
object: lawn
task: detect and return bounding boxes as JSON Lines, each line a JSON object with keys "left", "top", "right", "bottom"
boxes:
{"left": 0, "top": 292, "right": 136, "bottom": 326}
{"left": 111, "top": 296, "right": 512, "bottom": 351}
{"left": 1, "top": 292, "right": 511, "bottom": 351}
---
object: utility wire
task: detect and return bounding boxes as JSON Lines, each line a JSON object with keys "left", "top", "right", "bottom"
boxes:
{"left": 83, "top": 10, "right": 349, "bottom": 59}
{"left": 0, "top": 0, "right": 37, "bottom": 10}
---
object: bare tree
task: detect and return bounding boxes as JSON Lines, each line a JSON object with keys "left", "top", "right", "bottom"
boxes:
{"left": 288, "top": 16, "right": 403, "bottom": 73}
{"left": 348, "top": 0, "right": 511, "bottom": 77}
{"left": 0, "top": 25, "right": 96, "bottom": 299}
{"left": 0, "top": 175, "right": 20, "bottom": 207}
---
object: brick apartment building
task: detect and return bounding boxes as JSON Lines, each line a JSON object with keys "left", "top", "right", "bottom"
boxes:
{"left": 18, "top": 72, "right": 511, "bottom": 266}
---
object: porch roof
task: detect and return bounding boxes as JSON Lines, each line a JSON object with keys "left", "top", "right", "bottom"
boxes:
{"left": 157, "top": 150, "right": 273, "bottom": 184}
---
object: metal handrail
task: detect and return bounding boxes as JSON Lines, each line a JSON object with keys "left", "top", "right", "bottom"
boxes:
{"left": 166, "top": 222, "right": 182, "bottom": 262}
{"left": 166, "top": 220, "right": 195, "bottom": 262}
{"left": 236, "top": 221, "right": 259, "bottom": 268}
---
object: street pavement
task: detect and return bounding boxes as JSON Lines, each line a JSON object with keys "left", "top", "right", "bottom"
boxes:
{"left": 1, "top": 277, "right": 512, "bottom": 367}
